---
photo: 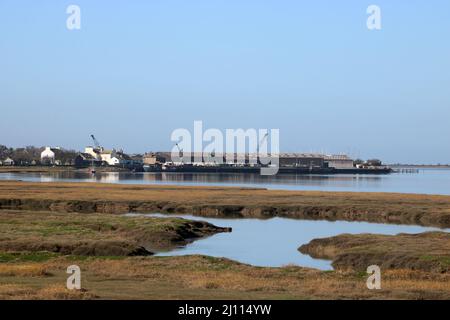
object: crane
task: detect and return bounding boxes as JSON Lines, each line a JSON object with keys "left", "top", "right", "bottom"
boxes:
{"left": 90, "top": 134, "right": 101, "bottom": 150}
{"left": 89, "top": 134, "right": 102, "bottom": 175}
{"left": 175, "top": 143, "right": 184, "bottom": 164}
{"left": 257, "top": 133, "right": 269, "bottom": 153}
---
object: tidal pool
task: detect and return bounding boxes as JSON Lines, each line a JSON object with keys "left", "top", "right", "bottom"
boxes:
{"left": 127, "top": 213, "right": 449, "bottom": 270}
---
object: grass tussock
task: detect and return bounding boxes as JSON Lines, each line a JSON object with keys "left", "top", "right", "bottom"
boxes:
{"left": 299, "top": 232, "right": 450, "bottom": 273}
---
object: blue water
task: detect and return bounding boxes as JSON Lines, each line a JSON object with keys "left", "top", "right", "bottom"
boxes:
{"left": 1, "top": 168, "right": 450, "bottom": 195}
{"left": 127, "top": 213, "right": 449, "bottom": 270}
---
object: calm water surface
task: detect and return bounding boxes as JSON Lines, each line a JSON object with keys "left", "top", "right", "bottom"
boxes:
{"left": 1, "top": 168, "right": 450, "bottom": 195}
{"left": 128, "top": 213, "right": 449, "bottom": 270}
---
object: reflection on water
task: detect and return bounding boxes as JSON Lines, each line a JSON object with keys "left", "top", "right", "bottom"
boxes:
{"left": 1, "top": 168, "right": 450, "bottom": 194}
{"left": 129, "top": 213, "right": 449, "bottom": 270}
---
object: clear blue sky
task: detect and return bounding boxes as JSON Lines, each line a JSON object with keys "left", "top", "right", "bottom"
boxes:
{"left": 1, "top": 0, "right": 449, "bottom": 163}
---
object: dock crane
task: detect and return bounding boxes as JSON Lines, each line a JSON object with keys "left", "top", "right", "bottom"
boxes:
{"left": 257, "top": 133, "right": 269, "bottom": 153}
{"left": 89, "top": 134, "right": 102, "bottom": 174}
{"left": 175, "top": 143, "right": 184, "bottom": 164}
{"left": 90, "top": 134, "right": 102, "bottom": 151}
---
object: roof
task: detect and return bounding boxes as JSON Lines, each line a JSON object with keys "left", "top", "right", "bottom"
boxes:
{"left": 42, "top": 147, "right": 64, "bottom": 157}
{"left": 114, "top": 153, "right": 132, "bottom": 160}
{"left": 324, "top": 155, "right": 353, "bottom": 160}
{"left": 278, "top": 153, "right": 324, "bottom": 158}
{"left": 78, "top": 153, "right": 96, "bottom": 160}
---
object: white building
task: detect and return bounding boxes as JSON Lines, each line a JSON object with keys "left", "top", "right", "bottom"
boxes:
{"left": 41, "top": 147, "right": 62, "bottom": 165}
{"left": 84, "top": 146, "right": 102, "bottom": 160}
{"left": 2, "top": 157, "right": 15, "bottom": 166}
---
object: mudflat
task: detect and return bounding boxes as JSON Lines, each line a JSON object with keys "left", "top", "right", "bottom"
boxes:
{"left": 0, "top": 180, "right": 450, "bottom": 227}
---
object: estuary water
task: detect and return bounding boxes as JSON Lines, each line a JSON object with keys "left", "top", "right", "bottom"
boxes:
{"left": 1, "top": 168, "right": 450, "bottom": 195}
{"left": 128, "top": 213, "right": 449, "bottom": 270}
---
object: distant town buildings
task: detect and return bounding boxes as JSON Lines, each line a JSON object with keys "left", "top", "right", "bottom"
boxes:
{"left": 0, "top": 142, "right": 389, "bottom": 172}
{"left": 40, "top": 147, "right": 63, "bottom": 165}
{"left": 83, "top": 146, "right": 141, "bottom": 167}
{"left": 1, "top": 157, "right": 15, "bottom": 166}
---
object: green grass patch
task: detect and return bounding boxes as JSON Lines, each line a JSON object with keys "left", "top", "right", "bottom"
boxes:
{"left": 420, "top": 255, "right": 450, "bottom": 266}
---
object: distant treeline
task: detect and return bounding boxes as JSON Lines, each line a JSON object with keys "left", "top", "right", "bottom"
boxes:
{"left": 0, "top": 145, "right": 77, "bottom": 165}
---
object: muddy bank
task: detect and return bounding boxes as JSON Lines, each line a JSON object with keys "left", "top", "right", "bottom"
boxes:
{"left": 1, "top": 181, "right": 450, "bottom": 227}
{"left": 299, "top": 232, "right": 450, "bottom": 273}
{"left": 0, "top": 210, "right": 229, "bottom": 256}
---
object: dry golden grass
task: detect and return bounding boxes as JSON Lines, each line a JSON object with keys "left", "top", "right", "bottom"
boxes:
{"left": 0, "top": 264, "right": 49, "bottom": 277}
{"left": 30, "top": 285, "right": 96, "bottom": 300}
{"left": 25, "top": 256, "right": 448, "bottom": 300}
{"left": 383, "top": 270, "right": 450, "bottom": 291}
{"left": 0, "top": 283, "right": 96, "bottom": 300}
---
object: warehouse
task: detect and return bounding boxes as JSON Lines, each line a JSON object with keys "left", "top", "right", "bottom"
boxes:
{"left": 278, "top": 153, "right": 325, "bottom": 168}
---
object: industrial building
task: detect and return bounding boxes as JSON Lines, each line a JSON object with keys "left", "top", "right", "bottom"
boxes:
{"left": 324, "top": 155, "right": 355, "bottom": 169}
{"left": 144, "top": 151, "right": 354, "bottom": 170}
{"left": 278, "top": 153, "right": 325, "bottom": 168}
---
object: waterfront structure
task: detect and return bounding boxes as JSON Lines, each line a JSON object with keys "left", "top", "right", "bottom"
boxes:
{"left": 278, "top": 153, "right": 324, "bottom": 168}
{"left": 151, "top": 152, "right": 347, "bottom": 169}
{"left": 84, "top": 146, "right": 134, "bottom": 166}
{"left": 324, "top": 155, "right": 354, "bottom": 169}
{"left": 84, "top": 146, "right": 102, "bottom": 160}
{"left": 143, "top": 153, "right": 166, "bottom": 165}
{"left": 74, "top": 153, "right": 100, "bottom": 167}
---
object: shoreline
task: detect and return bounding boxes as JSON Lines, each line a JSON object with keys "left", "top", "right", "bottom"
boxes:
{"left": 0, "top": 166, "right": 130, "bottom": 173}
{"left": 0, "top": 180, "right": 449, "bottom": 228}
{"left": 299, "top": 232, "right": 450, "bottom": 273}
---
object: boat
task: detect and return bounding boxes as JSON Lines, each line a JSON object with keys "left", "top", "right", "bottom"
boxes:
{"left": 143, "top": 164, "right": 392, "bottom": 175}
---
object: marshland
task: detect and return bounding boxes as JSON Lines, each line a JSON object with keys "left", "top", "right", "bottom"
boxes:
{"left": 0, "top": 179, "right": 449, "bottom": 299}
